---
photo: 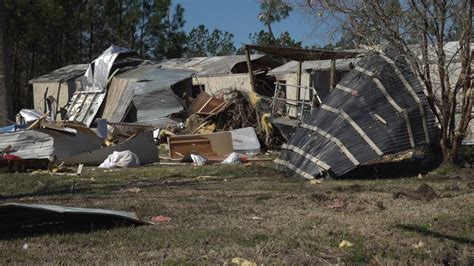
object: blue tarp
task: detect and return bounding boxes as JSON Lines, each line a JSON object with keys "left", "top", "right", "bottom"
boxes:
{"left": 0, "top": 124, "right": 28, "bottom": 133}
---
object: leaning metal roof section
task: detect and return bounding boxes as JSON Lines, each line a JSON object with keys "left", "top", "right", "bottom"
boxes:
{"left": 246, "top": 44, "right": 364, "bottom": 61}
{"left": 276, "top": 45, "right": 437, "bottom": 179}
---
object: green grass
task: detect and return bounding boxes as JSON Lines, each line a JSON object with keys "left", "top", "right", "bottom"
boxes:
{"left": 0, "top": 164, "right": 472, "bottom": 264}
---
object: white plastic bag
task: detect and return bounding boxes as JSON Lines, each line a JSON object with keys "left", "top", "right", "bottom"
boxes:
{"left": 98, "top": 150, "right": 141, "bottom": 169}
{"left": 222, "top": 152, "right": 241, "bottom": 164}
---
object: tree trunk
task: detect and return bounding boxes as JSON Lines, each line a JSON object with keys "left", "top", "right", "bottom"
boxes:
{"left": 0, "top": 0, "right": 11, "bottom": 126}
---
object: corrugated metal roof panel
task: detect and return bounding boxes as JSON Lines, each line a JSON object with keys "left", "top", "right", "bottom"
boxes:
{"left": 29, "top": 64, "right": 88, "bottom": 84}
{"left": 276, "top": 45, "right": 437, "bottom": 178}
{"left": 102, "top": 65, "right": 192, "bottom": 124}
{"left": 133, "top": 89, "right": 184, "bottom": 123}
{"left": 156, "top": 54, "right": 265, "bottom": 77}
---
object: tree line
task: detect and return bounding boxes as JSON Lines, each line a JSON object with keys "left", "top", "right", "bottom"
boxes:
{"left": 1, "top": 0, "right": 299, "bottom": 117}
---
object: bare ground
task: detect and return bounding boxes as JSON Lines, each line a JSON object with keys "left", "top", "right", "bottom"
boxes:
{"left": 0, "top": 163, "right": 472, "bottom": 264}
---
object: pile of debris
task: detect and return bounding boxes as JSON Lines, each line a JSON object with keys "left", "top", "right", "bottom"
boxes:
{"left": 2, "top": 43, "right": 445, "bottom": 178}
{"left": 1, "top": 45, "right": 281, "bottom": 172}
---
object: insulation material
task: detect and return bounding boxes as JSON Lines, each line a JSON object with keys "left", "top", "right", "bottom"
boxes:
{"left": 276, "top": 45, "right": 437, "bottom": 179}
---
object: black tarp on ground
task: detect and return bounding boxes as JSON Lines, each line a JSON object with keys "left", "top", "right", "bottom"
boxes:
{"left": 276, "top": 45, "right": 437, "bottom": 179}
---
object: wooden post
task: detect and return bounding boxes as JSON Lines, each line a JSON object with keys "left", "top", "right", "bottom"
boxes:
{"left": 245, "top": 48, "right": 256, "bottom": 92}
{"left": 0, "top": 0, "right": 11, "bottom": 126}
{"left": 296, "top": 61, "right": 302, "bottom": 100}
{"left": 330, "top": 58, "right": 336, "bottom": 89}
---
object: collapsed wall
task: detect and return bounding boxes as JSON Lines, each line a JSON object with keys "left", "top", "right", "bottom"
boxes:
{"left": 276, "top": 45, "right": 437, "bottom": 179}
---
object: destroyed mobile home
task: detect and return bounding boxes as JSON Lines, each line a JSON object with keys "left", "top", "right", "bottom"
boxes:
{"left": 0, "top": 43, "right": 467, "bottom": 179}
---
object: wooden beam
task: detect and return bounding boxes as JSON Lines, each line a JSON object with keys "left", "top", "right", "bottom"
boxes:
{"left": 245, "top": 48, "right": 256, "bottom": 93}
{"left": 296, "top": 61, "right": 302, "bottom": 101}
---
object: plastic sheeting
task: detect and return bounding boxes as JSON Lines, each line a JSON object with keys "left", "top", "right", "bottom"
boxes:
{"left": 276, "top": 45, "right": 437, "bottom": 179}
{"left": 19, "top": 109, "right": 44, "bottom": 123}
{"left": 98, "top": 150, "right": 141, "bottom": 168}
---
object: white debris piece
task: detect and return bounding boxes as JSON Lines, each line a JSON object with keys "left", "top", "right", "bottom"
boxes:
{"left": 222, "top": 152, "right": 241, "bottom": 164}
{"left": 190, "top": 153, "right": 208, "bottom": 166}
{"left": 98, "top": 150, "right": 141, "bottom": 169}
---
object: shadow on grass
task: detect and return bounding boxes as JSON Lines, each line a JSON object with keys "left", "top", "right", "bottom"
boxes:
{"left": 0, "top": 178, "right": 182, "bottom": 201}
{"left": 0, "top": 187, "right": 93, "bottom": 201}
{"left": 340, "top": 157, "right": 442, "bottom": 179}
{"left": 396, "top": 224, "right": 474, "bottom": 245}
{"left": 0, "top": 206, "right": 149, "bottom": 240}
{"left": 0, "top": 223, "right": 144, "bottom": 240}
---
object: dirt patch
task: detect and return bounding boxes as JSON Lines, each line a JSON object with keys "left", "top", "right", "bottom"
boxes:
{"left": 310, "top": 192, "right": 331, "bottom": 202}
{"left": 394, "top": 183, "right": 439, "bottom": 201}
{"left": 333, "top": 184, "right": 367, "bottom": 192}
{"left": 444, "top": 184, "right": 461, "bottom": 191}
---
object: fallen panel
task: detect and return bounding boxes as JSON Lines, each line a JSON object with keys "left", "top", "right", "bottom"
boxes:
{"left": 101, "top": 77, "right": 133, "bottom": 123}
{"left": 63, "top": 131, "right": 158, "bottom": 166}
{"left": 168, "top": 131, "right": 233, "bottom": 160}
{"left": 230, "top": 127, "right": 261, "bottom": 154}
{"left": 190, "top": 91, "right": 228, "bottom": 115}
{"left": 276, "top": 45, "right": 437, "bottom": 179}
{"left": 0, "top": 203, "right": 149, "bottom": 232}
{"left": 66, "top": 91, "right": 106, "bottom": 126}
{"left": 0, "top": 128, "right": 102, "bottom": 161}
{"left": 111, "top": 66, "right": 193, "bottom": 124}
